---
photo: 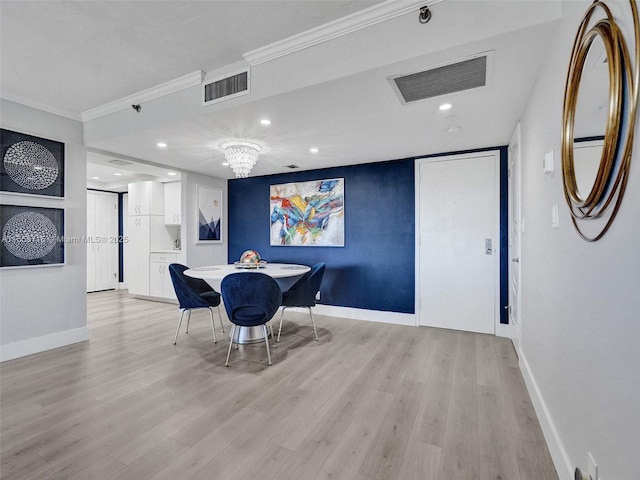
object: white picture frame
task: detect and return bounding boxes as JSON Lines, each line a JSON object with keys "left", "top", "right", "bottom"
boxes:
{"left": 196, "top": 184, "right": 222, "bottom": 243}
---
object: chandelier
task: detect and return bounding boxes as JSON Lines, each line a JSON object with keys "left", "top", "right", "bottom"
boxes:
{"left": 220, "top": 141, "right": 262, "bottom": 178}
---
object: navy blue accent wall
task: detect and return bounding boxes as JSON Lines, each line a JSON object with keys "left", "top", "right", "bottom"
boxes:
{"left": 228, "top": 158, "right": 416, "bottom": 313}
{"left": 228, "top": 147, "right": 509, "bottom": 320}
{"left": 498, "top": 146, "right": 509, "bottom": 324}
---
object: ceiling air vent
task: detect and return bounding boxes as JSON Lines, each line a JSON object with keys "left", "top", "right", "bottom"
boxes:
{"left": 203, "top": 68, "right": 250, "bottom": 106}
{"left": 108, "top": 159, "right": 133, "bottom": 166}
{"left": 389, "top": 53, "right": 491, "bottom": 105}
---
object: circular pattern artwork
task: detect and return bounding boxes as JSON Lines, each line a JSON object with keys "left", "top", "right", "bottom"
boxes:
{"left": 3, "top": 141, "right": 59, "bottom": 190}
{"left": 2, "top": 211, "right": 58, "bottom": 260}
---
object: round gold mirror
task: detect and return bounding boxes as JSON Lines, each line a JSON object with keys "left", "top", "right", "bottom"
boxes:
{"left": 572, "top": 33, "right": 608, "bottom": 198}
{"left": 561, "top": 0, "right": 639, "bottom": 241}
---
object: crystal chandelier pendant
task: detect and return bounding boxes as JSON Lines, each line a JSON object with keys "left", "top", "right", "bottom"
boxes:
{"left": 220, "top": 141, "right": 263, "bottom": 178}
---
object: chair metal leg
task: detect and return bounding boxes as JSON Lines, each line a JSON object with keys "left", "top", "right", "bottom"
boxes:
{"left": 208, "top": 308, "right": 217, "bottom": 343}
{"left": 185, "top": 310, "right": 192, "bottom": 333}
{"left": 263, "top": 324, "right": 272, "bottom": 365}
{"left": 226, "top": 324, "right": 236, "bottom": 366}
{"left": 235, "top": 326, "right": 240, "bottom": 349}
{"left": 277, "top": 306, "right": 286, "bottom": 342}
{"left": 173, "top": 309, "right": 186, "bottom": 345}
{"left": 217, "top": 306, "right": 225, "bottom": 333}
{"left": 308, "top": 307, "right": 319, "bottom": 341}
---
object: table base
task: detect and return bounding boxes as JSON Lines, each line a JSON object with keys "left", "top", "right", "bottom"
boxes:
{"left": 231, "top": 325, "right": 272, "bottom": 345}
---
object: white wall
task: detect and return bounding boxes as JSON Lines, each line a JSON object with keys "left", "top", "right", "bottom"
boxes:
{"left": 182, "top": 172, "right": 227, "bottom": 268}
{"left": 518, "top": 2, "right": 640, "bottom": 479}
{"left": 0, "top": 99, "right": 88, "bottom": 361}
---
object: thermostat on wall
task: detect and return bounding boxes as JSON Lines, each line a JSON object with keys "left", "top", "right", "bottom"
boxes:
{"left": 543, "top": 150, "right": 555, "bottom": 174}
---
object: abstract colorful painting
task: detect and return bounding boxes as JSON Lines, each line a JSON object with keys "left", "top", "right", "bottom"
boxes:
{"left": 196, "top": 184, "right": 222, "bottom": 243}
{"left": 270, "top": 178, "right": 344, "bottom": 246}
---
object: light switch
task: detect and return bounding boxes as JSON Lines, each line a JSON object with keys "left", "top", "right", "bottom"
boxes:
{"left": 551, "top": 204, "right": 559, "bottom": 228}
{"left": 543, "top": 150, "right": 554, "bottom": 174}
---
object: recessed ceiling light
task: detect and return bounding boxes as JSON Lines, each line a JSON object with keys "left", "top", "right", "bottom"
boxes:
{"left": 113, "top": 172, "right": 122, "bottom": 176}
{"left": 439, "top": 103, "right": 452, "bottom": 111}
{"left": 157, "top": 142, "right": 168, "bottom": 148}
{"left": 92, "top": 176, "right": 100, "bottom": 180}
{"left": 310, "top": 147, "right": 319, "bottom": 153}
{"left": 260, "top": 119, "right": 271, "bottom": 126}
{"left": 222, "top": 162, "right": 229, "bottom": 166}
{"left": 167, "top": 171, "right": 177, "bottom": 176}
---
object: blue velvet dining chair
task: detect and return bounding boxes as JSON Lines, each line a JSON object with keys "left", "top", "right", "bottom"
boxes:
{"left": 221, "top": 272, "right": 282, "bottom": 366}
{"left": 169, "top": 263, "right": 225, "bottom": 345}
{"left": 277, "top": 262, "right": 326, "bottom": 342}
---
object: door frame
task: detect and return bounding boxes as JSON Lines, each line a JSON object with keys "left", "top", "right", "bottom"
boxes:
{"left": 414, "top": 150, "right": 502, "bottom": 335}
{"left": 87, "top": 190, "right": 119, "bottom": 292}
{"left": 508, "top": 124, "right": 523, "bottom": 352}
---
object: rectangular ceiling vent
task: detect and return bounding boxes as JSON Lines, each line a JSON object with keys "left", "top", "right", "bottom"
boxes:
{"left": 389, "top": 53, "right": 491, "bottom": 105}
{"left": 108, "top": 159, "right": 133, "bottom": 166}
{"left": 203, "top": 67, "right": 250, "bottom": 106}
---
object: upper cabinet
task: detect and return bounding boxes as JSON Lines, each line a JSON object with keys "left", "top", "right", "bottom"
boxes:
{"left": 129, "top": 181, "right": 163, "bottom": 216}
{"left": 164, "top": 181, "right": 181, "bottom": 225}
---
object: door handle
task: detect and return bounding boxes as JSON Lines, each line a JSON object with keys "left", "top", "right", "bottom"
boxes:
{"left": 511, "top": 257, "right": 520, "bottom": 263}
{"left": 485, "top": 238, "right": 493, "bottom": 255}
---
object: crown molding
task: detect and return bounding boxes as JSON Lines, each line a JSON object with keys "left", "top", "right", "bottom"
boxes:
{"left": 244, "top": 0, "right": 444, "bottom": 66}
{"left": 0, "top": 93, "right": 82, "bottom": 121}
{"left": 81, "top": 70, "right": 205, "bottom": 122}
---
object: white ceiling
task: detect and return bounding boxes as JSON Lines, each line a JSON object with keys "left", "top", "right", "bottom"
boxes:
{"left": 0, "top": 0, "right": 563, "bottom": 182}
{"left": 86, "top": 151, "right": 181, "bottom": 192}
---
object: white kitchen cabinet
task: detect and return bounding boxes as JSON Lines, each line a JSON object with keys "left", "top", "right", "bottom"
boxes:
{"left": 87, "top": 191, "right": 118, "bottom": 293}
{"left": 128, "top": 181, "right": 164, "bottom": 216}
{"left": 127, "top": 215, "right": 174, "bottom": 296}
{"left": 164, "top": 181, "right": 181, "bottom": 225}
{"left": 149, "top": 252, "right": 184, "bottom": 299}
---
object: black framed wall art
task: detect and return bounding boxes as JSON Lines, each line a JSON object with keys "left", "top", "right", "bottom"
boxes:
{"left": 1, "top": 204, "right": 65, "bottom": 268}
{"left": 1, "top": 129, "right": 65, "bottom": 198}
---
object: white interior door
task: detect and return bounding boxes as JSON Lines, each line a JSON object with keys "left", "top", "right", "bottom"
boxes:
{"left": 508, "top": 125, "right": 522, "bottom": 353}
{"left": 87, "top": 191, "right": 118, "bottom": 292}
{"left": 417, "top": 152, "right": 499, "bottom": 334}
{"left": 93, "top": 193, "right": 118, "bottom": 291}
{"left": 87, "top": 192, "right": 96, "bottom": 292}
{"left": 122, "top": 194, "right": 128, "bottom": 289}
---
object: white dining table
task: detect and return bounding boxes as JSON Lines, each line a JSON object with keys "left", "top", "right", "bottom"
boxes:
{"left": 184, "top": 263, "right": 310, "bottom": 344}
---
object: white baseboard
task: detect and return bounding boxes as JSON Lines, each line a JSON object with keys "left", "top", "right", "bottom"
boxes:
{"left": 518, "top": 350, "right": 573, "bottom": 480}
{"left": 312, "top": 304, "right": 416, "bottom": 326}
{"left": 0, "top": 327, "right": 90, "bottom": 362}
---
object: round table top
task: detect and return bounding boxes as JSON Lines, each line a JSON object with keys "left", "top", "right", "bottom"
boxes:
{"left": 184, "top": 262, "right": 310, "bottom": 280}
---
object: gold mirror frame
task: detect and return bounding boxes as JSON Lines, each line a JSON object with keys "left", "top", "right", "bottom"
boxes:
{"left": 562, "top": 0, "right": 640, "bottom": 241}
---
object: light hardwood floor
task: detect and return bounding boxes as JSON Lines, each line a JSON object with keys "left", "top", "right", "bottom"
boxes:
{"left": 1, "top": 290, "right": 558, "bottom": 480}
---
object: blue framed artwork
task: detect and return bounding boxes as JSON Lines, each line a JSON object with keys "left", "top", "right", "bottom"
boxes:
{"left": 1, "top": 204, "right": 65, "bottom": 268}
{"left": 1, "top": 129, "right": 65, "bottom": 198}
